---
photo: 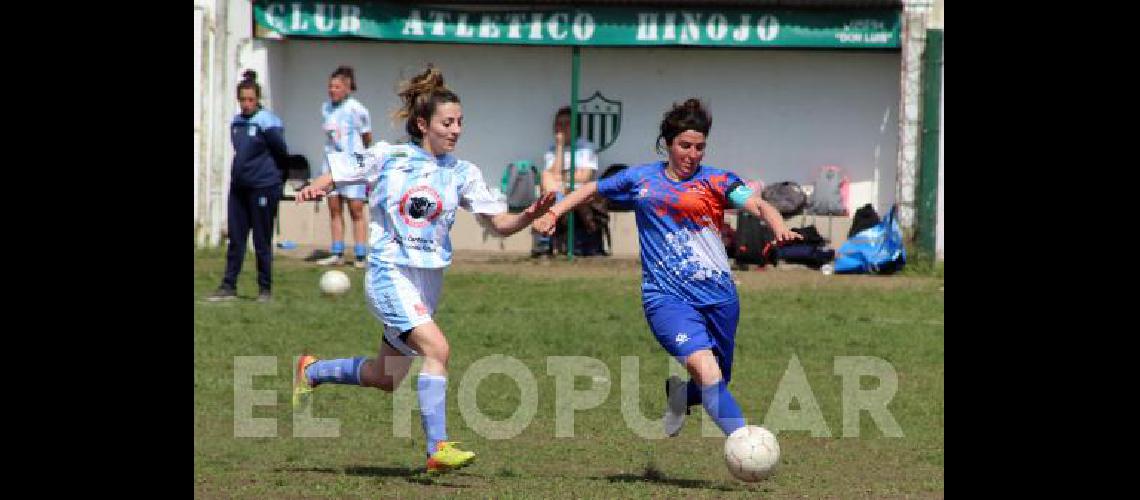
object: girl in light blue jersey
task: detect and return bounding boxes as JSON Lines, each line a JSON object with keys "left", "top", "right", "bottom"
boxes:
{"left": 294, "top": 65, "right": 555, "bottom": 474}
{"left": 317, "top": 65, "right": 373, "bottom": 268}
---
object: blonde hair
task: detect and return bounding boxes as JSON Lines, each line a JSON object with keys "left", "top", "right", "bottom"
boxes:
{"left": 392, "top": 64, "right": 460, "bottom": 142}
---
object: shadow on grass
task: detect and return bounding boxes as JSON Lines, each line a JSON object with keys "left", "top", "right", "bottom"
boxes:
{"left": 592, "top": 465, "right": 740, "bottom": 492}
{"left": 275, "top": 465, "right": 472, "bottom": 488}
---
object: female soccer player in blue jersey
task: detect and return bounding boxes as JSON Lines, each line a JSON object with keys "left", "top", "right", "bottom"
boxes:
{"left": 207, "top": 70, "right": 289, "bottom": 303}
{"left": 534, "top": 98, "right": 801, "bottom": 438}
{"left": 317, "top": 66, "right": 373, "bottom": 268}
{"left": 293, "top": 65, "right": 555, "bottom": 474}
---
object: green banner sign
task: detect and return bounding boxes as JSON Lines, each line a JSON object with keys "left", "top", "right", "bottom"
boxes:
{"left": 253, "top": 1, "right": 900, "bottom": 49}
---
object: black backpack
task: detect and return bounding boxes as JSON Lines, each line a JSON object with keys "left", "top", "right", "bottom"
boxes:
{"left": 775, "top": 225, "right": 834, "bottom": 268}
{"left": 761, "top": 182, "right": 807, "bottom": 217}
{"left": 501, "top": 161, "right": 539, "bottom": 213}
{"left": 734, "top": 211, "right": 777, "bottom": 269}
{"left": 848, "top": 204, "right": 881, "bottom": 238}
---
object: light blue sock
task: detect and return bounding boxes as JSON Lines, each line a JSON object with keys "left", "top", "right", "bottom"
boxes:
{"left": 418, "top": 373, "right": 448, "bottom": 456}
{"left": 331, "top": 240, "right": 345, "bottom": 255}
{"left": 354, "top": 243, "right": 367, "bottom": 260}
{"left": 305, "top": 357, "right": 366, "bottom": 386}
{"left": 701, "top": 380, "right": 746, "bottom": 436}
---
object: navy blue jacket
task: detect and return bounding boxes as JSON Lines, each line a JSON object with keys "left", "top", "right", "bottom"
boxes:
{"left": 230, "top": 108, "right": 289, "bottom": 188}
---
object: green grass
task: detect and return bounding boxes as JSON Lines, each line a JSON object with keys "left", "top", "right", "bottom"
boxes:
{"left": 195, "top": 249, "right": 944, "bottom": 498}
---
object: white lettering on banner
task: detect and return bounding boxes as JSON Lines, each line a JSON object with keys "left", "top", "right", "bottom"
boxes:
{"left": 529, "top": 13, "right": 544, "bottom": 40}
{"left": 401, "top": 9, "right": 425, "bottom": 36}
{"left": 428, "top": 11, "right": 449, "bottom": 36}
{"left": 636, "top": 12, "right": 658, "bottom": 40}
{"left": 313, "top": 3, "right": 337, "bottom": 32}
{"left": 732, "top": 14, "right": 751, "bottom": 41}
{"left": 479, "top": 14, "right": 501, "bottom": 38}
{"left": 837, "top": 32, "right": 863, "bottom": 43}
{"left": 291, "top": 2, "right": 309, "bottom": 31}
{"left": 455, "top": 13, "right": 474, "bottom": 37}
{"left": 680, "top": 12, "right": 701, "bottom": 43}
{"left": 505, "top": 13, "right": 525, "bottom": 39}
{"left": 706, "top": 13, "right": 728, "bottom": 41}
{"left": 757, "top": 14, "right": 779, "bottom": 41}
{"left": 339, "top": 4, "right": 360, "bottom": 33}
{"left": 265, "top": 3, "right": 286, "bottom": 32}
{"left": 547, "top": 13, "right": 568, "bottom": 40}
{"left": 867, "top": 32, "right": 891, "bottom": 43}
{"left": 662, "top": 12, "right": 676, "bottom": 40}
{"left": 572, "top": 13, "right": 595, "bottom": 41}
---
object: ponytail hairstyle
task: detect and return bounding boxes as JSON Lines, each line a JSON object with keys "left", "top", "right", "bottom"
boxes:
{"left": 656, "top": 98, "right": 712, "bottom": 154}
{"left": 236, "top": 69, "right": 261, "bottom": 100}
{"left": 393, "top": 64, "right": 460, "bottom": 144}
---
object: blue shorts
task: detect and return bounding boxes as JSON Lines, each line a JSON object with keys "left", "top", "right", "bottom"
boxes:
{"left": 643, "top": 294, "right": 740, "bottom": 382}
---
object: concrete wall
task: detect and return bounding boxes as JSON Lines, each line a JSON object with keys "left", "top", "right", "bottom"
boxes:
{"left": 275, "top": 200, "right": 852, "bottom": 257}
{"left": 200, "top": 1, "right": 901, "bottom": 253}
{"left": 266, "top": 40, "right": 900, "bottom": 214}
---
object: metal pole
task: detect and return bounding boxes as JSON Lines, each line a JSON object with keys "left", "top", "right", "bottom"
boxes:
{"left": 567, "top": 45, "right": 580, "bottom": 261}
{"left": 917, "top": 29, "right": 943, "bottom": 259}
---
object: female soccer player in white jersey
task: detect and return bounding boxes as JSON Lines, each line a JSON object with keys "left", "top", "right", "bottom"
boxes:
{"left": 534, "top": 99, "right": 801, "bottom": 439}
{"left": 317, "top": 65, "right": 373, "bottom": 268}
{"left": 293, "top": 65, "right": 555, "bottom": 474}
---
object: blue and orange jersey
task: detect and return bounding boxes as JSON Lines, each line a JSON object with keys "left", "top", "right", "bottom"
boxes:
{"left": 597, "top": 161, "right": 749, "bottom": 306}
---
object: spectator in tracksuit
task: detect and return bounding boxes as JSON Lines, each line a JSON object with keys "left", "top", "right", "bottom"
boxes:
{"left": 207, "top": 70, "right": 289, "bottom": 302}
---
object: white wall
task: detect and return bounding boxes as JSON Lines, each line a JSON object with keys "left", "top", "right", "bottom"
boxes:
{"left": 272, "top": 41, "right": 568, "bottom": 186}
{"left": 268, "top": 41, "right": 899, "bottom": 213}
{"left": 579, "top": 47, "right": 900, "bottom": 213}
{"left": 194, "top": 6, "right": 204, "bottom": 222}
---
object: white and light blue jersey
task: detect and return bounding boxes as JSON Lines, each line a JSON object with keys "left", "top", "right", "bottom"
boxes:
{"left": 327, "top": 142, "right": 507, "bottom": 269}
{"left": 543, "top": 137, "right": 599, "bottom": 172}
{"left": 321, "top": 97, "right": 371, "bottom": 158}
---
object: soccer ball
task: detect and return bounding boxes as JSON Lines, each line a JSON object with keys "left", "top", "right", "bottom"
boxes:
{"left": 724, "top": 425, "right": 780, "bottom": 482}
{"left": 319, "top": 270, "right": 351, "bottom": 296}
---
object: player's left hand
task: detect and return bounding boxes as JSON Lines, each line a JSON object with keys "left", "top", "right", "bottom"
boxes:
{"left": 774, "top": 228, "right": 803, "bottom": 243}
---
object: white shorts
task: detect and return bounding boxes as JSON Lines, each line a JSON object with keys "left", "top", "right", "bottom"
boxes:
{"left": 365, "top": 260, "right": 443, "bottom": 357}
{"left": 319, "top": 161, "right": 368, "bottom": 200}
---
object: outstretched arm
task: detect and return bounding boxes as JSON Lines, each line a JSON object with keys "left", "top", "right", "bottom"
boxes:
{"left": 477, "top": 192, "right": 558, "bottom": 237}
{"left": 531, "top": 182, "right": 598, "bottom": 236}
{"left": 297, "top": 173, "right": 334, "bottom": 202}
{"left": 739, "top": 195, "right": 802, "bottom": 243}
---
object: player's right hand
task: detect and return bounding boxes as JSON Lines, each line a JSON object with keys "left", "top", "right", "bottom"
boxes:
{"left": 297, "top": 185, "right": 327, "bottom": 203}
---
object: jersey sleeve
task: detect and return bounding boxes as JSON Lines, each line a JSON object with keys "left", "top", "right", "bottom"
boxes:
{"left": 326, "top": 141, "right": 391, "bottom": 186}
{"left": 721, "top": 171, "right": 752, "bottom": 208}
{"left": 596, "top": 165, "right": 637, "bottom": 203}
{"left": 354, "top": 102, "right": 372, "bottom": 135}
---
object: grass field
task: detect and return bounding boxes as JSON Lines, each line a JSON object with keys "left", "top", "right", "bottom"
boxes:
{"left": 194, "top": 249, "right": 944, "bottom": 498}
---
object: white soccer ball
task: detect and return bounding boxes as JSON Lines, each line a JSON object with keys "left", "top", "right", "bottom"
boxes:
{"left": 319, "top": 270, "right": 351, "bottom": 296}
{"left": 724, "top": 425, "right": 780, "bottom": 482}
